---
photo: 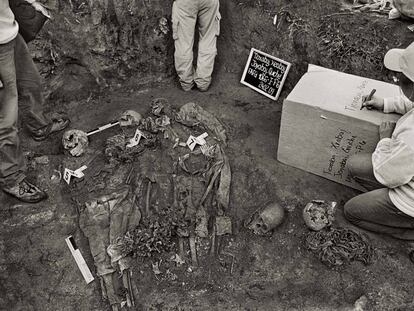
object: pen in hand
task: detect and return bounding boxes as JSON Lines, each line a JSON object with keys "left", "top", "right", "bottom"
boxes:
{"left": 360, "top": 89, "right": 376, "bottom": 110}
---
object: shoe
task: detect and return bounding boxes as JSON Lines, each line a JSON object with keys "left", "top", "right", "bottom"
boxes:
{"left": 180, "top": 82, "right": 195, "bottom": 92}
{"left": 32, "top": 116, "right": 70, "bottom": 141}
{"left": 196, "top": 84, "right": 210, "bottom": 92}
{"left": 3, "top": 179, "right": 48, "bottom": 203}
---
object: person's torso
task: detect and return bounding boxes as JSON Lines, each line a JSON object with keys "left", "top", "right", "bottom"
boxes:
{"left": 388, "top": 106, "right": 414, "bottom": 217}
{"left": 392, "top": 107, "right": 414, "bottom": 149}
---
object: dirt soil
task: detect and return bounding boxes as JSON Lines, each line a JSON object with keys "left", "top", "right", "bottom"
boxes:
{"left": 2, "top": 0, "right": 414, "bottom": 310}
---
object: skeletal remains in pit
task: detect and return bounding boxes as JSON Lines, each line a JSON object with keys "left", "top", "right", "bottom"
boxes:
{"left": 245, "top": 202, "right": 285, "bottom": 235}
{"left": 302, "top": 200, "right": 336, "bottom": 231}
{"left": 62, "top": 129, "right": 89, "bottom": 157}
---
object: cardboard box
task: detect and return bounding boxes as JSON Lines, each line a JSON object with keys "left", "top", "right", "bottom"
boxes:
{"left": 277, "top": 65, "right": 401, "bottom": 191}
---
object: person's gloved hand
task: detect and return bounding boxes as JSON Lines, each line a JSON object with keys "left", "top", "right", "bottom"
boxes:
{"left": 31, "top": 1, "right": 51, "bottom": 19}
{"left": 379, "top": 121, "right": 396, "bottom": 140}
{"left": 362, "top": 94, "right": 384, "bottom": 111}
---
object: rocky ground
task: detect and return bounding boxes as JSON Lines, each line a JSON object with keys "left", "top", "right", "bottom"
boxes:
{"left": 1, "top": 0, "right": 414, "bottom": 310}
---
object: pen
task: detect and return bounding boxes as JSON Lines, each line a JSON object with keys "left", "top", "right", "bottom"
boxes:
{"left": 360, "top": 89, "right": 376, "bottom": 110}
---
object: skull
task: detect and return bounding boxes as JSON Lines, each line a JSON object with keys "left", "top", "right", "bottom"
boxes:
{"left": 119, "top": 110, "right": 142, "bottom": 127}
{"left": 245, "top": 202, "right": 285, "bottom": 235}
{"left": 303, "top": 200, "right": 336, "bottom": 231}
{"left": 151, "top": 98, "right": 168, "bottom": 116}
{"left": 62, "top": 129, "right": 89, "bottom": 157}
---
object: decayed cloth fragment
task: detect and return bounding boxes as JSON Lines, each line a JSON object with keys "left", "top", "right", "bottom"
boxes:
{"left": 79, "top": 186, "right": 141, "bottom": 308}
{"left": 175, "top": 102, "right": 231, "bottom": 211}
{"left": 175, "top": 102, "right": 227, "bottom": 145}
{"left": 105, "top": 133, "right": 157, "bottom": 164}
{"left": 305, "top": 227, "right": 374, "bottom": 267}
{"left": 200, "top": 144, "right": 231, "bottom": 211}
{"left": 215, "top": 145, "right": 231, "bottom": 210}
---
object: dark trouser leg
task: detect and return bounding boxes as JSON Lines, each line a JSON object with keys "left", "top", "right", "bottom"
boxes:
{"left": 0, "top": 38, "right": 25, "bottom": 188}
{"left": 344, "top": 188, "right": 414, "bottom": 240}
{"left": 347, "top": 153, "right": 383, "bottom": 191}
{"left": 14, "top": 34, "right": 48, "bottom": 135}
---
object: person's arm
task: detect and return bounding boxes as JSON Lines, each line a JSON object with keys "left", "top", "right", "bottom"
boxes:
{"left": 383, "top": 95, "right": 414, "bottom": 115}
{"left": 363, "top": 94, "right": 414, "bottom": 115}
{"left": 24, "top": 0, "right": 51, "bottom": 18}
{"left": 372, "top": 138, "right": 414, "bottom": 188}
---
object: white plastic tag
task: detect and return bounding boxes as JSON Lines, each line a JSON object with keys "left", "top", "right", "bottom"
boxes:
{"left": 63, "top": 168, "right": 74, "bottom": 185}
{"left": 195, "top": 132, "right": 208, "bottom": 145}
{"left": 187, "top": 132, "right": 208, "bottom": 150}
{"left": 186, "top": 135, "right": 197, "bottom": 151}
{"left": 127, "top": 128, "right": 145, "bottom": 148}
{"left": 64, "top": 165, "right": 88, "bottom": 184}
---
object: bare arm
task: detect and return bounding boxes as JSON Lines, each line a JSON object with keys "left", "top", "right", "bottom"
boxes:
{"left": 24, "top": 0, "right": 51, "bottom": 18}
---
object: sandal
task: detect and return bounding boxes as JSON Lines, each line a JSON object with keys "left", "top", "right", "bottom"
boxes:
{"left": 3, "top": 179, "right": 48, "bottom": 203}
{"left": 32, "top": 115, "right": 70, "bottom": 141}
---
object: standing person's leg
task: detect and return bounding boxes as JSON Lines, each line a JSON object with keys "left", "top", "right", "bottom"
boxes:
{"left": 0, "top": 39, "right": 25, "bottom": 188}
{"left": 14, "top": 34, "right": 69, "bottom": 141}
{"left": 172, "top": 0, "right": 197, "bottom": 91}
{"left": 14, "top": 34, "right": 48, "bottom": 134}
{"left": 195, "top": 0, "right": 220, "bottom": 91}
{"left": 344, "top": 188, "right": 414, "bottom": 240}
{"left": 0, "top": 38, "right": 47, "bottom": 203}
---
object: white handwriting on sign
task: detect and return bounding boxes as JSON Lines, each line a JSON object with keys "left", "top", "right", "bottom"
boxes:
{"left": 253, "top": 52, "right": 270, "bottom": 66}
{"left": 248, "top": 68, "right": 258, "bottom": 78}
{"left": 251, "top": 60, "right": 268, "bottom": 74}
{"left": 268, "top": 67, "right": 283, "bottom": 79}
{"left": 250, "top": 52, "right": 286, "bottom": 95}
{"left": 271, "top": 60, "right": 287, "bottom": 71}
{"left": 323, "top": 128, "right": 367, "bottom": 183}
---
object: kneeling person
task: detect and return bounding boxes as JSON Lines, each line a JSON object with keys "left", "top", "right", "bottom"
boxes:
{"left": 344, "top": 42, "right": 414, "bottom": 240}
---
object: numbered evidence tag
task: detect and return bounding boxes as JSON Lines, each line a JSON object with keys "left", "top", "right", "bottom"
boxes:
{"left": 63, "top": 165, "right": 87, "bottom": 185}
{"left": 186, "top": 132, "right": 208, "bottom": 151}
{"left": 127, "top": 128, "right": 146, "bottom": 148}
{"left": 65, "top": 236, "right": 94, "bottom": 284}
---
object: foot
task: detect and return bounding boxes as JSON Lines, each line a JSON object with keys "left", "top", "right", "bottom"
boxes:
{"left": 32, "top": 116, "right": 70, "bottom": 141}
{"left": 3, "top": 179, "right": 48, "bottom": 203}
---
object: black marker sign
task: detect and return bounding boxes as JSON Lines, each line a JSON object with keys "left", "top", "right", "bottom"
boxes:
{"left": 241, "top": 48, "right": 291, "bottom": 101}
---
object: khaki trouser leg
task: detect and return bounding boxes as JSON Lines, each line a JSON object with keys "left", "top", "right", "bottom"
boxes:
{"left": 172, "top": 0, "right": 197, "bottom": 91}
{"left": 195, "top": 0, "right": 220, "bottom": 91}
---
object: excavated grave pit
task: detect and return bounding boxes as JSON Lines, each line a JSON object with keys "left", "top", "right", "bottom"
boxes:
{"left": 2, "top": 0, "right": 414, "bottom": 310}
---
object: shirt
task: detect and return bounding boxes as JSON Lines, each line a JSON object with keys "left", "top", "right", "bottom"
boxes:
{"left": 0, "top": 0, "right": 18, "bottom": 44}
{"left": 372, "top": 94, "right": 414, "bottom": 217}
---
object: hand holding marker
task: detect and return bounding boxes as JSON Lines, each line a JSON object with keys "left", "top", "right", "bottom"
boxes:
{"left": 360, "top": 89, "right": 376, "bottom": 110}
